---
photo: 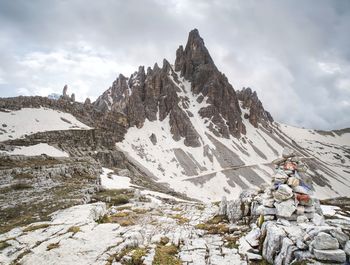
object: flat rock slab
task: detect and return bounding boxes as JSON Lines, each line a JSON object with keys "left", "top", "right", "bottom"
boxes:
{"left": 313, "top": 249, "right": 346, "bottom": 263}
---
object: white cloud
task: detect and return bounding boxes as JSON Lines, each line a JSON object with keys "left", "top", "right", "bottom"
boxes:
{"left": 0, "top": 0, "right": 349, "bottom": 129}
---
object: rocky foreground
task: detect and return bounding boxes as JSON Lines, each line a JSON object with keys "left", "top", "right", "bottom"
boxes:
{"left": 1, "top": 174, "right": 350, "bottom": 265}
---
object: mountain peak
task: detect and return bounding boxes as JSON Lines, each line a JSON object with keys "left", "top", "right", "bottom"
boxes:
{"left": 175, "top": 29, "right": 215, "bottom": 80}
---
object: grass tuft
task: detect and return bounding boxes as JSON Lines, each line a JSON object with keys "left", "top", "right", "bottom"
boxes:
{"left": 46, "top": 242, "right": 60, "bottom": 251}
{"left": 152, "top": 244, "right": 181, "bottom": 265}
{"left": 23, "top": 223, "right": 50, "bottom": 232}
{"left": 68, "top": 226, "right": 81, "bottom": 235}
{"left": 0, "top": 241, "right": 11, "bottom": 250}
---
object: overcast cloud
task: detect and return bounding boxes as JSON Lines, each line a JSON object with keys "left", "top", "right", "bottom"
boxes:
{"left": 0, "top": 0, "right": 349, "bottom": 130}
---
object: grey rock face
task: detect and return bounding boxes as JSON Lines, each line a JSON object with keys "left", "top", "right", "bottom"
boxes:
{"left": 63, "top": 84, "right": 68, "bottom": 97}
{"left": 274, "top": 199, "right": 296, "bottom": 217}
{"left": 313, "top": 249, "right": 346, "bottom": 263}
{"left": 330, "top": 229, "right": 349, "bottom": 248}
{"left": 94, "top": 29, "right": 274, "bottom": 144}
{"left": 262, "top": 222, "right": 286, "bottom": 263}
{"left": 236, "top": 87, "right": 273, "bottom": 128}
{"left": 344, "top": 240, "right": 350, "bottom": 256}
{"left": 149, "top": 133, "right": 157, "bottom": 145}
{"left": 226, "top": 199, "right": 243, "bottom": 222}
{"left": 274, "top": 237, "right": 296, "bottom": 265}
{"left": 218, "top": 196, "right": 227, "bottom": 216}
{"left": 312, "top": 232, "right": 339, "bottom": 250}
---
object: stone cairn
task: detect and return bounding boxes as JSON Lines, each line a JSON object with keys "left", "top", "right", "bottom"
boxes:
{"left": 257, "top": 147, "right": 315, "bottom": 223}
{"left": 219, "top": 147, "right": 350, "bottom": 264}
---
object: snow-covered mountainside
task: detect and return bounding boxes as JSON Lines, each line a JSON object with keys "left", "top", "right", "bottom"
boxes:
{"left": 91, "top": 29, "right": 350, "bottom": 201}
{"left": 116, "top": 68, "right": 350, "bottom": 201}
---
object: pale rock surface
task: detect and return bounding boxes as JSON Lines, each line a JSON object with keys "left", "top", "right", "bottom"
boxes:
{"left": 312, "top": 232, "right": 339, "bottom": 250}
{"left": 313, "top": 249, "right": 346, "bottom": 263}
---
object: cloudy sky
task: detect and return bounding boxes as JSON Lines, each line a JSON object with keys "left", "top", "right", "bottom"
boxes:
{"left": 0, "top": 0, "right": 349, "bottom": 130}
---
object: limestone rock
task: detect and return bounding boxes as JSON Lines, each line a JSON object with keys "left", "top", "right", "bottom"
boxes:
{"left": 312, "top": 232, "right": 339, "bottom": 250}
{"left": 262, "top": 223, "right": 286, "bottom": 263}
{"left": 63, "top": 84, "right": 68, "bottom": 97}
{"left": 273, "top": 184, "right": 293, "bottom": 201}
{"left": 313, "top": 249, "right": 346, "bottom": 263}
{"left": 245, "top": 227, "right": 261, "bottom": 247}
{"left": 297, "top": 215, "right": 309, "bottom": 224}
{"left": 236, "top": 87, "right": 273, "bottom": 127}
{"left": 218, "top": 196, "right": 227, "bottom": 216}
{"left": 275, "top": 199, "right": 296, "bottom": 218}
{"left": 84, "top": 97, "right": 91, "bottom": 105}
{"left": 226, "top": 199, "right": 243, "bottom": 222}
{"left": 312, "top": 213, "right": 325, "bottom": 226}
{"left": 344, "top": 240, "right": 350, "bottom": 256}
{"left": 274, "top": 237, "right": 296, "bottom": 265}
{"left": 329, "top": 228, "right": 349, "bottom": 247}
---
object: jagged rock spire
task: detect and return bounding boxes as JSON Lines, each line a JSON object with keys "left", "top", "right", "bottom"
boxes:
{"left": 175, "top": 29, "right": 216, "bottom": 80}
{"left": 237, "top": 87, "right": 273, "bottom": 128}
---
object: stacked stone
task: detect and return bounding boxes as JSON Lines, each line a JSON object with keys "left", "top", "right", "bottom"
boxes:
{"left": 257, "top": 147, "right": 316, "bottom": 222}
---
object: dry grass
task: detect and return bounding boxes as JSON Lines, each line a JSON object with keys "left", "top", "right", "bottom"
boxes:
{"left": 0, "top": 241, "right": 11, "bottom": 250}
{"left": 224, "top": 235, "right": 239, "bottom": 249}
{"left": 68, "top": 226, "right": 81, "bottom": 235}
{"left": 194, "top": 215, "right": 229, "bottom": 234}
{"left": 170, "top": 214, "right": 189, "bottom": 225}
{"left": 152, "top": 244, "right": 181, "bottom": 265}
{"left": 23, "top": 223, "right": 50, "bottom": 232}
{"left": 132, "top": 208, "right": 149, "bottom": 214}
{"left": 118, "top": 219, "right": 135, "bottom": 227}
{"left": 46, "top": 242, "right": 60, "bottom": 251}
{"left": 112, "top": 212, "right": 131, "bottom": 218}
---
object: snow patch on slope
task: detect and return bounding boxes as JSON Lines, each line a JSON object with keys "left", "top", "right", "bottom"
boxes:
{"left": 0, "top": 143, "right": 69, "bottom": 157}
{"left": 100, "top": 168, "right": 134, "bottom": 190}
{"left": 0, "top": 107, "right": 91, "bottom": 141}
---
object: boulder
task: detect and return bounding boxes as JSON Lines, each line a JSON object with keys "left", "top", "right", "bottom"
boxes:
{"left": 226, "top": 199, "right": 243, "bottom": 222}
{"left": 246, "top": 252, "right": 262, "bottom": 261}
{"left": 219, "top": 196, "right": 227, "bottom": 216}
{"left": 245, "top": 227, "right": 261, "bottom": 247}
{"left": 312, "top": 213, "right": 325, "bottom": 226}
{"left": 262, "top": 223, "right": 286, "bottom": 263}
{"left": 273, "top": 171, "right": 288, "bottom": 184}
{"left": 293, "top": 250, "right": 313, "bottom": 262}
{"left": 257, "top": 205, "right": 277, "bottom": 215}
{"left": 262, "top": 198, "right": 275, "bottom": 208}
{"left": 312, "top": 232, "right": 339, "bottom": 250}
{"left": 313, "top": 249, "right": 346, "bottom": 263}
{"left": 275, "top": 199, "right": 296, "bottom": 218}
{"left": 275, "top": 237, "right": 296, "bottom": 265}
{"left": 329, "top": 228, "right": 349, "bottom": 247}
{"left": 297, "top": 215, "right": 308, "bottom": 224}
{"left": 273, "top": 184, "right": 293, "bottom": 201}
{"left": 287, "top": 176, "right": 300, "bottom": 187}
{"left": 344, "top": 240, "right": 350, "bottom": 256}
